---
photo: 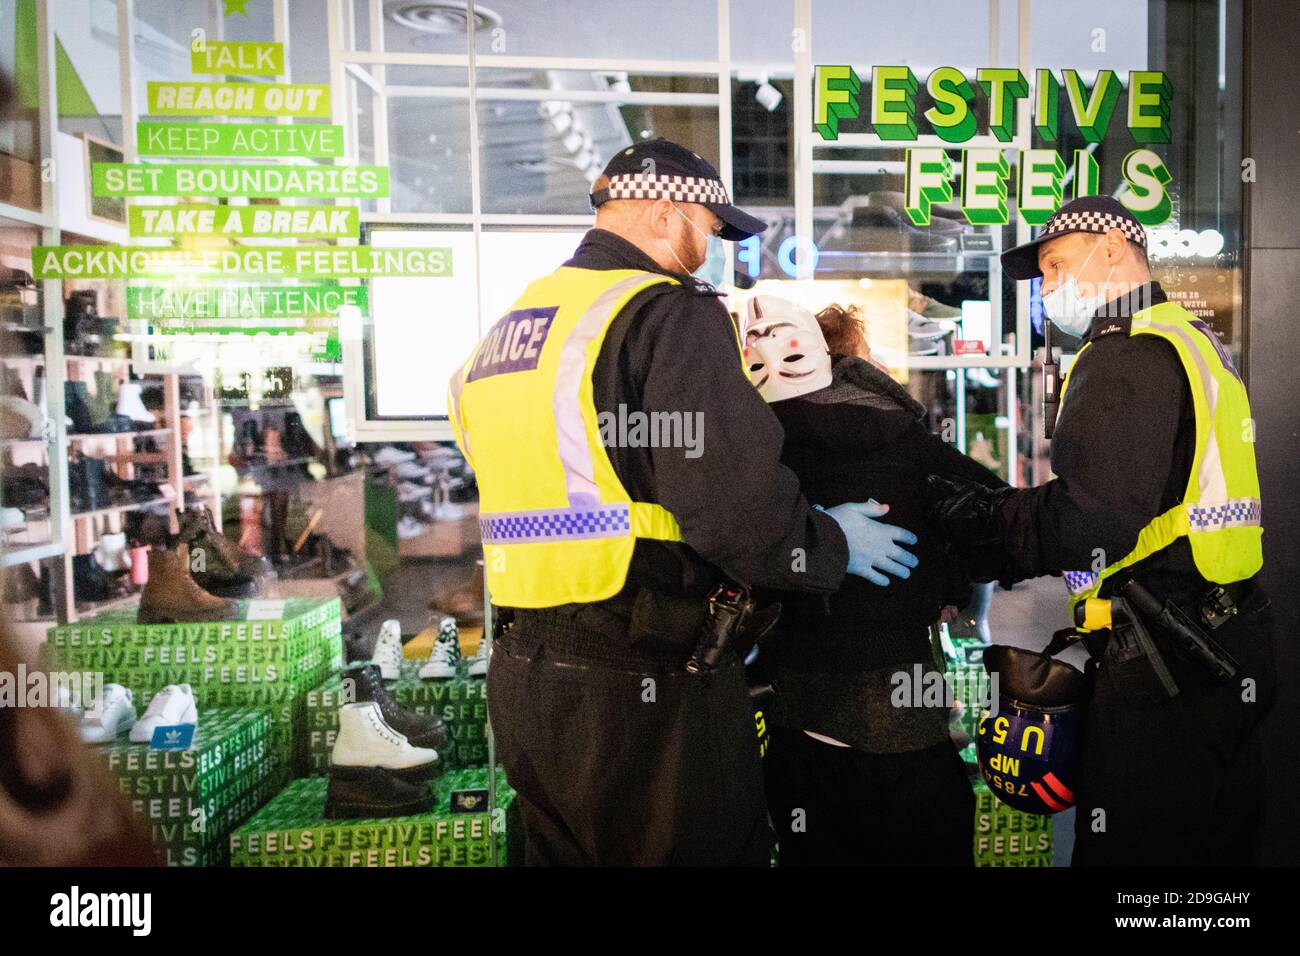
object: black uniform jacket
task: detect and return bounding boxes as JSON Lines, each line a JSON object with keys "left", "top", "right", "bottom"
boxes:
{"left": 508, "top": 228, "right": 848, "bottom": 633}
{"left": 999, "top": 281, "right": 1217, "bottom": 604}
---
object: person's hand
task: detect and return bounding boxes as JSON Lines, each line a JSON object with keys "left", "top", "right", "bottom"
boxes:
{"left": 822, "top": 500, "right": 919, "bottom": 587}
{"left": 924, "top": 475, "right": 1015, "bottom": 547}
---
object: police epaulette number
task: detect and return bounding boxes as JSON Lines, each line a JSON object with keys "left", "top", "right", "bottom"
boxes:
{"left": 1092, "top": 318, "right": 1131, "bottom": 338}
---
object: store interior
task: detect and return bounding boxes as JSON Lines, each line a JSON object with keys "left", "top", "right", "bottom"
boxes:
{"left": 1, "top": 0, "right": 1285, "bottom": 869}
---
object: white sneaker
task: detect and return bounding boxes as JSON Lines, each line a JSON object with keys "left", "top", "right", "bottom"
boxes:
{"left": 465, "top": 636, "right": 489, "bottom": 677}
{"left": 55, "top": 682, "right": 84, "bottom": 719}
{"left": 331, "top": 701, "right": 437, "bottom": 771}
{"left": 130, "top": 684, "right": 197, "bottom": 743}
{"left": 93, "top": 531, "right": 133, "bottom": 572}
{"left": 908, "top": 312, "right": 951, "bottom": 340}
{"left": 434, "top": 500, "right": 467, "bottom": 521}
{"left": 397, "top": 515, "right": 428, "bottom": 539}
{"left": 395, "top": 461, "right": 430, "bottom": 481}
{"left": 116, "top": 381, "right": 156, "bottom": 425}
{"left": 1, "top": 507, "right": 25, "bottom": 531}
{"left": 418, "top": 446, "right": 460, "bottom": 464}
{"left": 397, "top": 481, "right": 432, "bottom": 502}
{"left": 370, "top": 619, "right": 404, "bottom": 680}
{"left": 373, "top": 446, "right": 415, "bottom": 466}
{"left": 79, "top": 684, "right": 136, "bottom": 743}
{"left": 418, "top": 616, "right": 461, "bottom": 679}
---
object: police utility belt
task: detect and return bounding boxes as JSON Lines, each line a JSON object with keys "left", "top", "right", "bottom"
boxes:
{"left": 495, "top": 583, "right": 781, "bottom": 678}
{"left": 1050, "top": 574, "right": 1267, "bottom": 703}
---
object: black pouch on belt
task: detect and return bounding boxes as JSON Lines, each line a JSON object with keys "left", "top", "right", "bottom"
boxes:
{"left": 627, "top": 587, "right": 708, "bottom": 660}
{"left": 1100, "top": 600, "right": 1181, "bottom": 705}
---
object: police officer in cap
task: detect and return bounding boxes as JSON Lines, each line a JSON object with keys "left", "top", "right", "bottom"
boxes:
{"left": 447, "top": 139, "right": 920, "bottom": 865}
{"left": 927, "top": 195, "right": 1277, "bottom": 865}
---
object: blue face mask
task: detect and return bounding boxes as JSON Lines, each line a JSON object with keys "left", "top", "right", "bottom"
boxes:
{"left": 694, "top": 234, "right": 725, "bottom": 287}
{"left": 666, "top": 204, "right": 724, "bottom": 286}
{"left": 1041, "top": 238, "right": 1115, "bottom": 337}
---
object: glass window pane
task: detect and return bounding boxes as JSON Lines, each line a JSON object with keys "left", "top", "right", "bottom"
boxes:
{"left": 362, "top": 227, "right": 585, "bottom": 420}
{"left": 478, "top": 97, "right": 719, "bottom": 215}
{"left": 383, "top": 66, "right": 472, "bottom": 214}
{"left": 1, "top": 0, "right": 41, "bottom": 209}
{"left": 375, "top": 0, "right": 717, "bottom": 61}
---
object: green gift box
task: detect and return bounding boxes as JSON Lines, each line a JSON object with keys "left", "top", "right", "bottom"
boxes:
{"left": 967, "top": 748, "right": 1055, "bottom": 867}
{"left": 93, "top": 707, "right": 275, "bottom": 865}
{"left": 303, "top": 661, "right": 488, "bottom": 774}
{"left": 49, "top": 598, "right": 344, "bottom": 780}
{"left": 230, "top": 766, "right": 520, "bottom": 867}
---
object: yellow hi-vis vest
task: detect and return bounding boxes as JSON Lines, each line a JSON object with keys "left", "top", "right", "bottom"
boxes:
{"left": 1061, "top": 300, "right": 1262, "bottom": 621}
{"left": 446, "top": 267, "right": 687, "bottom": 608}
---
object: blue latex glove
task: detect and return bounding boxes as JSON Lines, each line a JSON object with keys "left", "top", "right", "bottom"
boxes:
{"left": 820, "top": 500, "right": 920, "bottom": 587}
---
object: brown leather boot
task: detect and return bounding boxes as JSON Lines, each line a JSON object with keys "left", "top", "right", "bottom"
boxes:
{"left": 177, "top": 505, "right": 273, "bottom": 594}
{"left": 138, "top": 543, "right": 239, "bottom": 624}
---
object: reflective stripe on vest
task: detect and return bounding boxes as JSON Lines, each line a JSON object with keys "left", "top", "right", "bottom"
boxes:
{"left": 1059, "top": 301, "right": 1263, "bottom": 614}
{"left": 448, "top": 267, "right": 686, "bottom": 607}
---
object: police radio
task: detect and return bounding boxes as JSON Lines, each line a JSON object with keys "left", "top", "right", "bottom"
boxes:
{"left": 1042, "top": 319, "right": 1061, "bottom": 439}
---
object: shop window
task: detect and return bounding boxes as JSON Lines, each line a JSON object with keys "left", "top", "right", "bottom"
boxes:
{"left": 346, "top": 226, "right": 584, "bottom": 439}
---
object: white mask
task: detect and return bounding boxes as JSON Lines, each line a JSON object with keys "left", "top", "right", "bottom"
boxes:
{"left": 662, "top": 203, "right": 716, "bottom": 281}
{"left": 1041, "top": 237, "right": 1115, "bottom": 338}
{"left": 742, "top": 295, "right": 833, "bottom": 402}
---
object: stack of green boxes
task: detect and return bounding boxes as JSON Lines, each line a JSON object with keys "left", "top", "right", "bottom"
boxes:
{"left": 48, "top": 598, "right": 344, "bottom": 784}
{"left": 100, "top": 708, "right": 275, "bottom": 867}
{"left": 942, "top": 635, "right": 1055, "bottom": 866}
{"left": 944, "top": 635, "right": 989, "bottom": 740}
{"left": 303, "top": 659, "right": 487, "bottom": 772}
{"left": 230, "top": 765, "right": 519, "bottom": 867}
{"left": 969, "top": 753, "right": 1055, "bottom": 866}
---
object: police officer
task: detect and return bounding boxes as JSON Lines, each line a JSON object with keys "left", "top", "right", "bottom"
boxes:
{"left": 927, "top": 195, "right": 1277, "bottom": 865}
{"left": 447, "top": 139, "right": 920, "bottom": 865}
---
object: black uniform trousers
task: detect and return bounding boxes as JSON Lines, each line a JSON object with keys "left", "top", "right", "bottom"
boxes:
{"left": 763, "top": 727, "right": 975, "bottom": 866}
{"left": 487, "top": 620, "right": 771, "bottom": 866}
{"left": 1072, "top": 607, "right": 1277, "bottom": 865}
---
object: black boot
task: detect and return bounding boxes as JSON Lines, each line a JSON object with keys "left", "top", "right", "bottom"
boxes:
{"left": 35, "top": 565, "right": 56, "bottom": 617}
{"left": 324, "top": 766, "right": 434, "bottom": 820}
{"left": 345, "top": 663, "right": 448, "bottom": 751}
{"left": 3, "top": 562, "right": 40, "bottom": 603}
{"left": 64, "top": 290, "right": 99, "bottom": 355}
{"left": 64, "top": 381, "right": 95, "bottom": 434}
{"left": 72, "top": 553, "right": 109, "bottom": 603}
{"left": 68, "top": 454, "right": 109, "bottom": 512}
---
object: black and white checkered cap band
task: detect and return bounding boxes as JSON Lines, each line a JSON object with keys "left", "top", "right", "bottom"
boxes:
{"left": 1045, "top": 210, "right": 1147, "bottom": 248}
{"left": 594, "top": 173, "right": 731, "bottom": 205}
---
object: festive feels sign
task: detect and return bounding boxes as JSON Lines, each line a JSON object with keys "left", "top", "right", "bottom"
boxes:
{"left": 814, "top": 66, "right": 1174, "bottom": 225}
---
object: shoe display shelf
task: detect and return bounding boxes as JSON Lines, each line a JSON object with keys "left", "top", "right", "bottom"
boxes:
{"left": 47, "top": 597, "right": 345, "bottom": 788}
{"left": 303, "top": 658, "right": 488, "bottom": 775}
{"left": 3, "top": 325, "right": 218, "bottom": 642}
{"left": 58, "top": 361, "right": 193, "bottom": 623}
{"left": 230, "top": 765, "right": 520, "bottom": 868}
{"left": 91, "top": 707, "right": 277, "bottom": 867}
{"left": 1, "top": 250, "right": 64, "bottom": 655}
